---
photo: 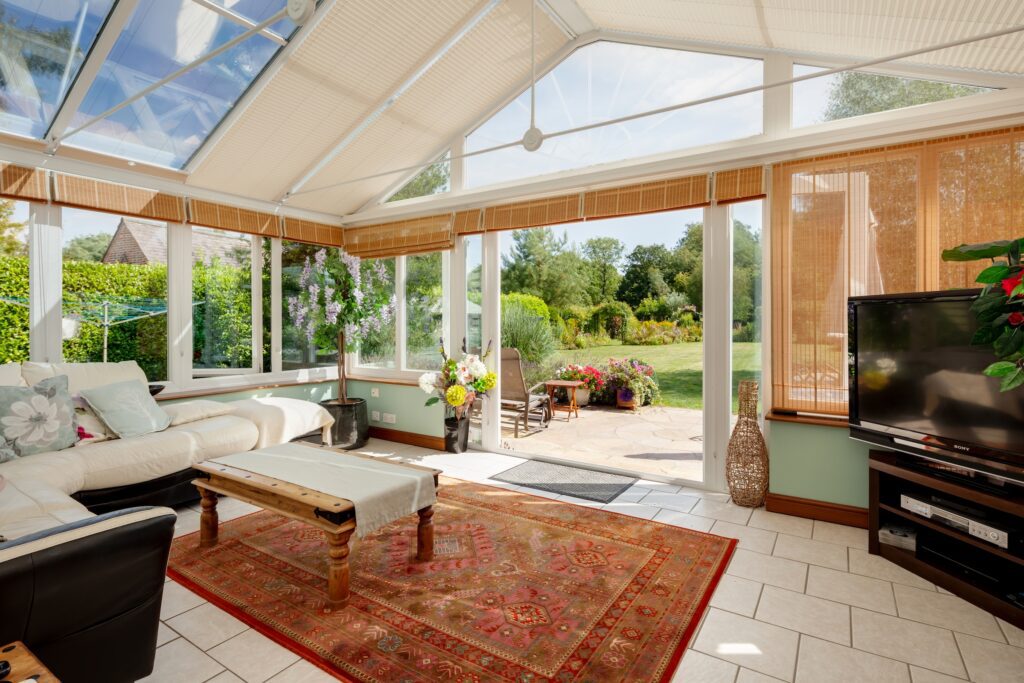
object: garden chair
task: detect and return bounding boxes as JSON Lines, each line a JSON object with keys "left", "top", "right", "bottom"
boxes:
{"left": 500, "top": 347, "right": 552, "bottom": 437}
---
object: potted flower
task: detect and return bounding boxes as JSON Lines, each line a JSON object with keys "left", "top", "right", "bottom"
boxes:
{"left": 556, "top": 364, "right": 604, "bottom": 406}
{"left": 419, "top": 341, "right": 496, "bottom": 452}
{"left": 287, "top": 248, "right": 395, "bottom": 449}
{"left": 605, "top": 358, "right": 659, "bottom": 410}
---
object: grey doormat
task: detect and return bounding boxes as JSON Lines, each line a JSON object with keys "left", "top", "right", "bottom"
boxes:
{"left": 492, "top": 460, "right": 638, "bottom": 503}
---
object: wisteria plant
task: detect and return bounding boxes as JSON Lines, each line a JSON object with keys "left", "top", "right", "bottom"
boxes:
{"left": 287, "top": 248, "right": 396, "bottom": 403}
{"left": 942, "top": 237, "right": 1024, "bottom": 392}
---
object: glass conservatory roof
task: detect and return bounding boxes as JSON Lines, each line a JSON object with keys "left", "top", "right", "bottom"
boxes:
{"left": 0, "top": 0, "right": 300, "bottom": 169}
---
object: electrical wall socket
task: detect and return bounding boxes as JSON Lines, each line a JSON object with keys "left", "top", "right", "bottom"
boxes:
{"left": 371, "top": 410, "right": 381, "bottom": 422}
{"left": 370, "top": 387, "right": 380, "bottom": 398}
{"left": 382, "top": 413, "right": 397, "bottom": 424}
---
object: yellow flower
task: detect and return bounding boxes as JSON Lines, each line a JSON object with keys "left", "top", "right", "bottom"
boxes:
{"left": 479, "top": 372, "right": 497, "bottom": 391}
{"left": 445, "top": 385, "right": 467, "bottom": 407}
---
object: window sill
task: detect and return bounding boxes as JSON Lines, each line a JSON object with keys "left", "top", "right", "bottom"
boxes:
{"left": 765, "top": 411, "right": 850, "bottom": 429}
{"left": 156, "top": 368, "right": 337, "bottom": 401}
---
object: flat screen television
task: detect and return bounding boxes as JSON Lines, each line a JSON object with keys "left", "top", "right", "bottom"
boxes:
{"left": 849, "top": 289, "right": 1024, "bottom": 483}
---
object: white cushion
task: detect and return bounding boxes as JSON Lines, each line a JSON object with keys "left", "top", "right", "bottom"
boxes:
{"left": 0, "top": 448, "right": 87, "bottom": 495}
{"left": 169, "top": 415, "right": 259, "bottom": 464}
{"left": 0, "top": 476, "right": 92, "bottom": 540}
{"left": 226, "top": 397, "right": 334, "bottom": 448}
{"left": 0, "top": 362, "right": 26, "bottom": 387}
{"left": 21, "top": 361, "right": 148, "bottom": 394}
{"left": 77, "top": 430, "right": 197, "bottom": 490}
{"left": 163, "top": 399, "right": 234, "bottom": 427}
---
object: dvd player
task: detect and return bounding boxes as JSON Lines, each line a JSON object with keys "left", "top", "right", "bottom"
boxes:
{"left": 900, "top": 494, "right": 1010, "bottom": 550}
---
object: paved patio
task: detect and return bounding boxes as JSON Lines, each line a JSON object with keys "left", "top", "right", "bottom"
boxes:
{"left": 501, "top": 404, "right": 705, "bottom": 482}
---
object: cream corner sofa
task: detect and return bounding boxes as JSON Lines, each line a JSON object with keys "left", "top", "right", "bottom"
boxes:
{"left": 0, "top": 360, "right": 334, "bottom": 540}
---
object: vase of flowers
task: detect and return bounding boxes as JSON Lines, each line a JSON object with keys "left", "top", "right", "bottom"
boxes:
{"left": 419, "top": 341, "right": 496, "bottom": 453}
{"left": 556, "top": 364, "right": 604, "bottom": 406}
{"left": 942, "top": 237, "right": 1024, "bottom": 391}
{"left": 287, "top": 248, "right": 395, "bottom": 449}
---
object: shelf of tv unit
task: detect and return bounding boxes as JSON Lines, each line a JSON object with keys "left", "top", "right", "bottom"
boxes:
{"left": 869, "top": 450, "right": 1024, "bottom": 630}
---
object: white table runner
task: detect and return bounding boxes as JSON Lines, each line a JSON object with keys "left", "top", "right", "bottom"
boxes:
{"left": 211, "top": 443, "right": 436, "bottom": 538}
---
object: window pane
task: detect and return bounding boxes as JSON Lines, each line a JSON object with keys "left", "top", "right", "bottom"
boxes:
{"left": 356, "top": 257, "right": 397, "bottom": 368}
{"left": 731, "top": 200, "right": 763, "bottom": 416}
{"left": 387, "top": 154, "right": 450, "bottom": 202}
{"left": 465, "top": 235, "right": 483, "bottom": 355}
{"left": 405, "top": 252, "right": 443, "bottom": 370}
{"left": 61, "top": 210, "right": 168, "bottom": 381}
{"left": 467, "top": 41, "right": 762, "bottom": 188}
{"left": 65, "top": 0, "right": 289, "bottom": 168}
{"left": 280, "top": 241, "right": 338, "bottom": 370}
{"left": 192, "top": 228, "right": 254, "bottom": 375}
{"left": 0, "top": 200, "right": 30, "bottom": 363}
{"left": 792, "top": 64, "right": 993, "bottom": 128}
{"left": 0, "top": 1, "right": 115, "bottom": 138}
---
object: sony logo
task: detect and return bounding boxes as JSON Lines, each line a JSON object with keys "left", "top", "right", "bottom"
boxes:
{"left": 953, "top": 444, "right": 970, "bottom": 452}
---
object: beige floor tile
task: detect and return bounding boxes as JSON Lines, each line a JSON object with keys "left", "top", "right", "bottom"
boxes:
{"left": 267, "top": 659, "right": 341, "bottom": 682}
{"left": 909, "top": 666, "right": 969, "bottom": 682}
{"left": 727, "top": 548, "right": 807, "bottom": 592}
{"left": 654, "top": 507, "right": 716, "bottom": 532}
{"left": 166, "top": 602, "right": 250, "bottom": 651}
{"left": 997, "top": 617, "right": 1024, "bottom": 648}
{"left": 795, "top": 636, "right": 910, "bottom": 683}
{"left": 955, "top": 632, "right": 1024, "bottom": 683}
{"left": 615, "top": 485, "right": 655, "bottom": 502}
{"left": 805, "top": 565, "right": 897, "bottom": 615}
{"left": 755, "top": 586, "right": 851, "bottom": 645}
{"left": 160, "top": 580, "right": 207, "bottom": 620}
{"left": 139, "top": 637, "right": 224, "bottom": 683}
{"left": 710, "top": 574, "right": 764, "bottom": 618}
{"left": 555, "top": 494, "right": 604, "bottom": 508}
{"left": 848, "top": 549, "right": 935, "bottom": 590}
{"left": 208, "top": 629, "right": 300, "bottom": 683}
{"left": 892, "top": 583, "right": 1004, "bottom": 642}
{"left": 738, "top": 668, "right": 787, "bottom": 682}
{"left": 812, "top": 520, "right": 869, "bottom": 550}
{"left": 670, "top": 649, "right": 738, "bottom": 683}
{"left": 692, "top": 498, "right": 754, "bottom": 525}
{"left": 602, "top": 501, "right": 660, "bottom": 519}
{"left": 711, "top": 520, "right": 778, "bottom": 554}
{"left": 641, "top": 490, "right": 701, "bottom": 512}
{"left": 692, "top": 608, "right": 800, "bottom": 681}
{"left": 748, "top": 509, "right": 814, "bottom": 538}
{"left": 155, "top": 622, "right": 178, "bottom": 647}
{"left": 773, "top": 534, "right": 848, "bottom": 571}
{"left": 681, "top": 486, "right": 733, "bottom": 502}
{"left": 636, "top": 479, "right": 683, "bottom": 494}
{"left": 173, "top": 507, "right": 202, "bottom": 538}
{"left": 851, "top": 608, "right": 966, "bottom": 677}
{"left": 208, "top": 672, "right": 246, "bottom": 683}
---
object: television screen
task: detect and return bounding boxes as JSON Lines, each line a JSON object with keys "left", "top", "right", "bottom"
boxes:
{"left": 854, "top": 297, "right": 1024, "bottom": 455}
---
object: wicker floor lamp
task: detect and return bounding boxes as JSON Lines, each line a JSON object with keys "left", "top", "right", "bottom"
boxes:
{"left": 726, "top": 380, "right": 769, "bottom": 507}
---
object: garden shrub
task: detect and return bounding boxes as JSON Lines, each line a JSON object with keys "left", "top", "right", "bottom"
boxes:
{"left": 502, "top": 299, "right": 555, "bottom": 363}
{"left": 677, "top": 311, "right": 704, "bottom": 342}
{"left": 588, "top": 300, "right": 633, "bottom": 340}
{"left": 501, "top": 292, "right": 549, "bottom": 321}
{"left": 625, "top": 320, "right": 683, "bottom": 345}
{"left": 733, "top": 321, "right": 759, "bottom": 342}
{"left": 635, "top": 296, "right": 672, "bottom": 322}
{"left": 0, "top": 256, "right": 30, "bottom": 364}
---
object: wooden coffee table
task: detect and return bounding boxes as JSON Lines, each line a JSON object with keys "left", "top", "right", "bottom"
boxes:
{"left": 192, "top": 448, "right": 440, "bottom": 609}
{"left": 0, "top": 641, "right": 58, "bottom": 683}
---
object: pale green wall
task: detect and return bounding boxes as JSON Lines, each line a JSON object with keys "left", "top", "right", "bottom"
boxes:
{"left": 766, "top": 420, "right": 873, "bottom": 508}
{"left": 163, "top": 379, "right": 443, "bottom": 437}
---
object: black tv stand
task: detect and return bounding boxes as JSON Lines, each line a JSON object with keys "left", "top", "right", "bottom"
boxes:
{"left": 869, "top": 450, "right": 1024, "bottom": 629}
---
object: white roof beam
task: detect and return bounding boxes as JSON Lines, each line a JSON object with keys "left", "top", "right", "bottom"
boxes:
{"left": 537, "top": 0, "right": 595, "bottom": 38}
{"left": 280, "top": 0, "right": 502, "bottom": 202}
{"left": 190, "top": 0, "right": 288, "bottom": 46}
{"left": 44, "top": 0, "right": 141, "bottom": 147}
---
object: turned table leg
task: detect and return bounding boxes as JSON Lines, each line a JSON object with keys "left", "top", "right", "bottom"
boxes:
{"left": 326, "top": 529, "right": 354, "bottom": 609}
{"left": 199, "top": 487, "right": 219, "bottom": 548}
{"left": 417, "top": 505, "right": 434, "bottom": 561}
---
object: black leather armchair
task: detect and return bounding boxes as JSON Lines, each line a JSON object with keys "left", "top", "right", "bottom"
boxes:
{"left": 0, "top": 507, "right": 177, "bottom": 683}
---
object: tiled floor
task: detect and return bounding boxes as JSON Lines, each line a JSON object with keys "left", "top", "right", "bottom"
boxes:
{"left": 145, "top": 439, "right": 1024, "bottom": 683}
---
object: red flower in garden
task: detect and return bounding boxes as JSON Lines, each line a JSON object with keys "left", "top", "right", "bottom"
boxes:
{"left": 1009, "top": 312, "right": 1024, "bottom": 327}
{"left": 1002, "top": 271, "right": 1023, "bottom": 297}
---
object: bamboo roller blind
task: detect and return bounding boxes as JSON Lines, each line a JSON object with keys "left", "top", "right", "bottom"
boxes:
{"left": 189, "top": 199, "right": 280, "bottom": 238}
{"left": 0, "top": 163, "right": 49, "bottom": 202}
{"left": 772, "top": 125, "right": 1024, "bottom": 417}
{"left": 345, "top": 214, "right": 454, "bottom": 259}
{"left": 583, "top": 174, "right": 710, "bottom": 219}
{"left": 483, "top": 194, "right": 582, "bottom": 231}
{"left": 53, "top": 173, "right": 186, "bottom": 223}
{"left": 714, "top": 166, "right": 766, "bottom": 204}
{"left": 282, "top": 217, "right": 344, "bottom": 247}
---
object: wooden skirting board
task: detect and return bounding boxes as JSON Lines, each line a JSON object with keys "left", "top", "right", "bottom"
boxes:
{"left": 368, "top": 426, "right": 445, "bottom": 451}
{"left": 765, "top": 492, "right": 869, "bottom": 529}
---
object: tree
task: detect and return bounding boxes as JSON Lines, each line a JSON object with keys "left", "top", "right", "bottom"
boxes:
{"left": 617, "top": 244, "right": 674, "bottom": 308}
{"left": 582, "top": 237, "right": 624, "bottom": 302}
{"left": 824, "top": 72, "right": 988, "bottom": 122}
{"left": 63, "top": 233, "right": 111, "bottom": 262}
{"left": 502, "top": 228, "right": 592, "bottom": 309}
{"left": 0, "top": 200, "right": 26, "bottom": 257}
{"left": 732, "top": 220, "right": 762, "bottom": 326}
{"left": 387, "top": 158, "right": 450, "bottom": 202}
{"left": 673, "top": 223, "right": 704, "bottom": 311}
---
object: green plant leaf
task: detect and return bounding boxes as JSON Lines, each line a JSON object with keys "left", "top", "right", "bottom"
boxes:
{"left": 972, "top": 325, "right": 1001, "bottom": 345}
{"left": 424, "top": 396, "right": 439, "bottom": 407}
{"left": 984, "top": 361, "right": 1018, "bottom": 377}
{"left": 995, "top": 328, "right": 1024, "bottom": 357}
{"left": 941, "top": 240, "right": 1013, "bottom": 262}
{"left": 975, "top": 265, "right": 1011, "bottom": 284}
{"left": 1013, "top": 283, "right": 1024, "bottom": 299}
{"left": 1000, "top": 367, "right": 1024, "bottom": 392}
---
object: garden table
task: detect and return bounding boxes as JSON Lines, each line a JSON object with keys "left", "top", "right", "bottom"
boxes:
{"left": 544, "top": 379, "right": 585, "bottom": 420}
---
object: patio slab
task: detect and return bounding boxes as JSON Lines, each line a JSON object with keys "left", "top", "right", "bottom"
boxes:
{"left": 501, "top": 404, "right": 706, "bottom": 482}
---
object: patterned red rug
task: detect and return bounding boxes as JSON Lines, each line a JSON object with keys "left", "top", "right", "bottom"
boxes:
{"left": 167, "top": 479, "right": 735, "bottom": 682}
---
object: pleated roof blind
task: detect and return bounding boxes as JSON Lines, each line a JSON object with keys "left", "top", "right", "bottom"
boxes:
{"left": 345, "top": 213, "right": 454, "bottom": 259}
{"left": 53, "top": 173, "right": 186, "bottom": 223}
{"left": 282, "top": 217, "right": 344, "bottom": 247}
{"left": 714, "top": 166, "right": 766, "bottom": 204}
{"left": 0, "top": 163, "right": 49, "bottom": 202}
{"left": 189, "top": 199, "right": 280, "bottom": 237}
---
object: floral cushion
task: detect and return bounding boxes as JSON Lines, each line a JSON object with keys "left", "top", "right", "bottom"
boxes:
{"left": 72, "top": 396, "right": 115, "bottom": 446}
{"left": 80, "top": 380, "right": 170, "bottom": 439}
{"left": 0, "top": 376, "right": 78, "bottom": 462}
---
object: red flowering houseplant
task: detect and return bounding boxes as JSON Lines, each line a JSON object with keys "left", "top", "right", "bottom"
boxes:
{"left": 941, "top": 237, "right": 1024, "bottom": 391}
{"left": 556, "top": 364, "right": 604, "bottom": 406}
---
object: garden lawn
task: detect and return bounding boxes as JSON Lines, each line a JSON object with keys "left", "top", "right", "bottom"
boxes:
{"left": 553, "top": 342, "right": 761, "bottom": 412}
